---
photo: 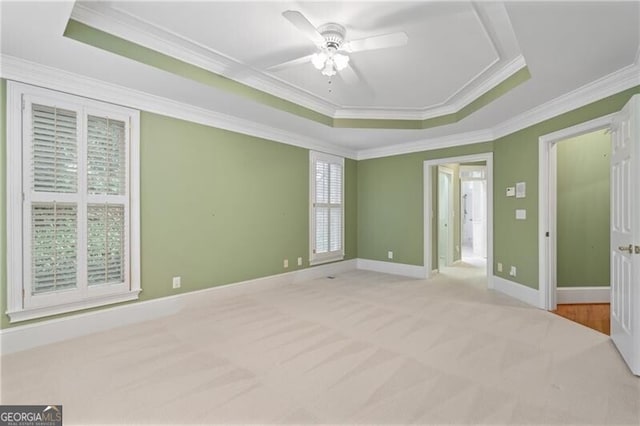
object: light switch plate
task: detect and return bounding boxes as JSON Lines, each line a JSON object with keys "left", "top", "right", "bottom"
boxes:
{"left": 506, "top": 187, "right": 515, "bottom": 197}
{"left": 516, "top": 182, "right": 526, "bottom": 198}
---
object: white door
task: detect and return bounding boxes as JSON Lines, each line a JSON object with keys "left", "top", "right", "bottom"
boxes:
{"left": 610, "top": 95, "right": 640, "bottom": 376}
{"left": 471, "top": 180, "right": 487, "bottom": 258}
{"left": 438, "top": 168, "right": 453, "bottom": 268}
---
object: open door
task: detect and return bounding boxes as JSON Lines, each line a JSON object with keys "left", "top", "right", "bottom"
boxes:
{"left": 610, "top": 95, "right": 640, "bottom": 376}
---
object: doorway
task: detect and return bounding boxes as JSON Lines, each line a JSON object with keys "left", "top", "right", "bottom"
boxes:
{"left": 539, "top": 114, "right": 614, "bottom": 311}
{"left": 423, "top": 153, "right": 494, "bottom": 286}
{"left": 460, "top": 165, "right": 487, "bottom": 267}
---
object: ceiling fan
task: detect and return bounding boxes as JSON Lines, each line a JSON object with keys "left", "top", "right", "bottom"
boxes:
{"left": 270, "top": 10, "right": 408, "bottom": 84}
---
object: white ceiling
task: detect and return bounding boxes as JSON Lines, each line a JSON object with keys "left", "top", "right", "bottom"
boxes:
{"left": 1, "top": 1, "right": 639, "bottom": 157}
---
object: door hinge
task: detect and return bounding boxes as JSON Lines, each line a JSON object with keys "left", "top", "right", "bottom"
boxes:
{"left": 545, "top": 231, "right": 549, "bottom": 237}
{"left": 635, "top": 245, "right": 640, "bottom": 254}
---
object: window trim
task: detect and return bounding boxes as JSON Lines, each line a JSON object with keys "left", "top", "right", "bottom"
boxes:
{"left": 6, "top": 81, "right": 141, "bottom": 323}
{"left": 309, "top": 151, "right": 345, "bottom": 266}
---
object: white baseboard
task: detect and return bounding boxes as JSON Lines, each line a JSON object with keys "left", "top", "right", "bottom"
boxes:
{"left": 0, "top": 296, "right": 183, "bottom": 356}
{"left": 356, "top": 258, "right": 427, "bottom": 279}
{"left": 0, "top": 259, "right": 358, "bottom": 355}
{"left": 492, "top": 276, "right": 540, "bottom": 308}
{"left": 557, "top": 286, "right": 610, "bottom": 304}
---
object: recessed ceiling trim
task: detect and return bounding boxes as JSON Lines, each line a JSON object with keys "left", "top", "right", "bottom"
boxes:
{"left": 70, "top": 3, "right": 339, "bottom": 117}
{"left": 69, "top": 1, "right": 528, "bottom": 124}
{"left": 333, "top": 56, "right": 526, "bottom": 120}
{"left": 0, "top": 54, "right": 357, "bottom": 160}
{"left": 357, "top": 60, "right": 640, "bottom": 160}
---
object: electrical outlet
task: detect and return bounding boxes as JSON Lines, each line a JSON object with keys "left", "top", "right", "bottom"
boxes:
{"left": 297, "top": 257, "right": 302, "bottom": 266}
{"left": 283, "top": 259, "right": 288, "bottom": 268}
{"left": 497, "top": 262, "right": 503, "bottom": 272}
{"left": 172, "top": 276, "right": 181, "bottom": 289}
{"left": 388, "top": 251, "right": 393, "bottom": 259}
{"left": 510, "top": 266, "right": 517, "bottom": 277}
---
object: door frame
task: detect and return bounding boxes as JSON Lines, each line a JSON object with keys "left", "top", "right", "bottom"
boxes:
{"left": 538, "top": 114, "right": 614, "bottom": 310}
{"left": 438, "top": 166, "right": 455, "bottom": 267}
{"left": 423, "top": 153, "right": 494, "bottom": 287}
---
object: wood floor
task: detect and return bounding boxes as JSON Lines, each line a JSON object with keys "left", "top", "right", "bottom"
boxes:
{"left": 552, "top": 303, "right": 610, "bottom": 335}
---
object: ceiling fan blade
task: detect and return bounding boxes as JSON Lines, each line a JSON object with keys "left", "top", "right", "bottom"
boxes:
{"left": 339, "top": 63, "right": 375, "bottom": 103}
{"left": 266, "top": 54, "right": 314, "bottom": 72}
{"left": 340, "top": 63, "right": 360, "bottom": 85}
{"left": 343, "top": 32, "right": 408, "bottom": 53}
{"left": 282, "top": 10, "right": 325, "bottom": 47}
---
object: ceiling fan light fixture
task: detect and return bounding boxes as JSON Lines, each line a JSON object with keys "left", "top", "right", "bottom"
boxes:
{"left": 311, "top": 52, "right": 327, "bottom": 70}
{"left": 333, "top": 53, "right": 349, "bottom": 71}
{"left": 321, "top": 60, "right": 337, "bottom": 76}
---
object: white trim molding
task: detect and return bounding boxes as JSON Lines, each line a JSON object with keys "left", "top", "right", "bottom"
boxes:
{"left": 492, "top": 276, "right": 540, "bottom": 308}
{"left": 356, "top": 259, "right": 427, "bottom": 279}
{"left": 0, "top": 55, "right": 356, "bottom": 160}
{"left": 0, "top": 259, "right": 358, "bottom": 355}
{"left": 556, "top": 287, "right": 610, "bottom": 304}
{"left": 423, "top": 153, "right": 494, "bottom": 288}
{"left": 71, "top": 1, "right": 526, "bottom": 122}
{"left": 538, "top": 114, "right": 614, "bottom": 310}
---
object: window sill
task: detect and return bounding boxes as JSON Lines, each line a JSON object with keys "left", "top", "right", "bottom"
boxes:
{"left": 309, "top": 254, "right": 345, "bottom": 266}
{"left": 6, "top": 290, "right": 141, "bottom": 323}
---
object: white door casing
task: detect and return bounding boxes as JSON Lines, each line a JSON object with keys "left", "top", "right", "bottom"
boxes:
{"left": 438, "top": 167, "right": 454, "bottom": 268}
{"left": 610, "top": 95, "right": 640, "bottom": 376}
{"left": 423, "top": 153, "right": 494, "bottom": 284}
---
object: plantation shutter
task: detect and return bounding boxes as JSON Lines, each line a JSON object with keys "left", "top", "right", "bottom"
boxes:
{"left": 31, "top": 104, "right": 78, "bottom": 193}
{"left": 311, "top": 152, "right": 344, "bottom": 263}
{"left": 31, "top": 203, "right": 78, "bottom": 294}
{"left": 86, "top": 115, "right": 127, "bottom": 286}
{"left": 29, "top": 103, "right": 80, "bottom": 295}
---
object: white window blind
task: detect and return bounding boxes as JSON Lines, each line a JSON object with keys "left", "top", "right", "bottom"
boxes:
{"left": 31, "top": 203, "right": 78, "bottom": 294}
{"left": 310, "top": 151, "right": 344, "bottom": 265}
{"left": 6, "top": 82, "right": 141, "bottom": 323}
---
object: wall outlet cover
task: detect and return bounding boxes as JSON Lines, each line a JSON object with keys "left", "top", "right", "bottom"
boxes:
{"left": 509, "top": 266, "right": 517, "bottom": 276}
{"left": 297, "top": 257, "right": 302, "bottom": 266}
{"left": 172, "top": 276, "right": 181, "bottom": 289}
{"left": 388, "top": 251, "right": 393, "bottom": 259}
{"left": 283, "top": 259, "right": 288, "bottom": 268}
{"left": 506, "top": 187, "right": 515, "bottom": 197}
{"left": 516, "top": 209, "right": 526, "bottom": 220}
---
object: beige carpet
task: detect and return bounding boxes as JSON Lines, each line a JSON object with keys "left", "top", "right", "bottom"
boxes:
{"left": 2, "top": 263, "right": 639, "bottom": 425}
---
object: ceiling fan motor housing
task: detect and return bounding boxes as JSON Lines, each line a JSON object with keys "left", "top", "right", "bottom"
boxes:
{"left": 318, "top": 23, "right": 346, "bottom": 50}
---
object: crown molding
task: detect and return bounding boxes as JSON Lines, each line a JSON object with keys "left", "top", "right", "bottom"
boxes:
{"left": 335, "top": 55, "right": 526, "bottom": 121}
{"left": 356, "top": 58, "right": 640, "bottom": 160}
{"left": 70, "top": 2, "right": 339, "bottom": 118}
{"left": 493, "top": 60, "right": 640, "bottom": 140}
{"left": 71, "top": 1, "right": 526, "bottom": 123}
{"left": 356, "top": 129, "right": 495, "bottom": 160}
{"left": 0, "top": 55, "right": 357, "bottom": 160}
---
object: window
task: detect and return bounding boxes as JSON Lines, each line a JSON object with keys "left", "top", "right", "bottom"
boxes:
{"left": 310, "top": 151, "right": 344, "bottom": 265}
{"left": 6, "top": 82, "right": 140, "bottom": 322}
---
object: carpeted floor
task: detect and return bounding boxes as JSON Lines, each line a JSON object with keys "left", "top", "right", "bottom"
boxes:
{"left": 1, "top": 262, "right": 639, "bottom": 424}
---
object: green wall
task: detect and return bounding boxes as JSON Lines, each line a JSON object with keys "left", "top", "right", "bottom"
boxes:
{"left": 556, "top": 130, "right": 610, "bottom": 287}
{"left": 492, "top": 87, "right": 639, "bottom": 288}
{"left": 2, "top": 77, "right": 639, "bottom": 329}
{"left": 0, "top": 88, "right": 357, "bottom": 329}
{"left": 357, "top": 87, "right": 638, "bottom": 289}
{"left": 357, "top": 143, "right": 493, "bottom": 266}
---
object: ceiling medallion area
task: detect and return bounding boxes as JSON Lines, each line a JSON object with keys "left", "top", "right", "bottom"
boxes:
{"left": 276, "top": 10, "right": 409, "bottom": 83}
{"left": 310, "top": 23, "right": 349, "bottom": 77}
